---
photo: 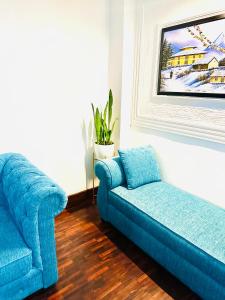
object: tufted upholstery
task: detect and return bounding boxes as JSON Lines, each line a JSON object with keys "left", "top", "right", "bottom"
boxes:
{"left": 0, "top": 153, "right": 12, "bottom": 207}
{"left": 0, "top": 153, "right": 67, "bottom": 299}
{"left": 0, "top": 207, "right": 32, "bottom": 287}
{"left": 1, "top": 154, "right": 66, "bottom": 270}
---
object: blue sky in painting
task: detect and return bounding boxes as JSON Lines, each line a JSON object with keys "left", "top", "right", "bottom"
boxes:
{"left": 164, "top": 18, "right": 225, "bottom": 53}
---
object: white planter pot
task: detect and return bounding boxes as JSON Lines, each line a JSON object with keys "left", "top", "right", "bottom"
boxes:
{"left": 94, "top": 143, "right": 115, "bottom": 159}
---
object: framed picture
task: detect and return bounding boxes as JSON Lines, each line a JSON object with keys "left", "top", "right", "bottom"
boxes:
{"left": 157, "top": 13, "right": 225, "bottom": 98}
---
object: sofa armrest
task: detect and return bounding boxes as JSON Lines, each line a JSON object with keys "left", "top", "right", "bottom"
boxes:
{"left": 95, "top": 157, "right": 125, "bottom": 221}
{"left": 1, "top": 153, "right": 67, "bottom": 287}
{"left": 2, "top": 154, "right": 66, "bottom": 219}
{"left": 95, "top": 156, "right": 126, "bottom": 190}
{"left": 0, "top": 153, "right": 17, "bottom": 206}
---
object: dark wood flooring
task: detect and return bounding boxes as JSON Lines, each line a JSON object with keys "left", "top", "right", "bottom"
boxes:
{"left": 27, "top": 204, "right": 199, "bottom": 300}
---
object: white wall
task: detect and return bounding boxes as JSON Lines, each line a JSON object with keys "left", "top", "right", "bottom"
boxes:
{"left": 108, "top": 0, "right": 124, "bottom": 151}
{"left": 0, "top": 0, "right": 110, "bottom": 195}
{"left": 2, "top": 0, "right": 224, "bottom": 203}
{"left": 117, "top": 0, "right": 225, "bottom": 208}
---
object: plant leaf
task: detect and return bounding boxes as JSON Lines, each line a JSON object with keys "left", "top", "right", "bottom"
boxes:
{"left": 104, "top": 101, "right": 108, "bottom": 128}
{"left": 92, "top": 92, "right": 116, "bottom": 145}
{"left": 102, "top": 118, "right": 107, "bottom": 144}
{"left": 91, "top": 103, "right": 95, "bottom": 117}
{"left": 95, "top": 108, "right": 102, "bottom": 143}
{"left": 107, "top": 129, "right": 112, "bottom": 144}
{"left": 108, "top": 89, "right": 113, "bottom": 128}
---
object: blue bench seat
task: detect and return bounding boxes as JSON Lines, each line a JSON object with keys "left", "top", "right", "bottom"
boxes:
{"left": 109, "top": 182, "right": 225, "bottom": 287}
{"left": 95, "top": 157, "right": 225, "bottom": 299}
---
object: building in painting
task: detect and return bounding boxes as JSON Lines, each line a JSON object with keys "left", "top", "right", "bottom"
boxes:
{"left": 167, "top": 46, "right": 206, "bottom": 67}
{"left": 219, "top": 57, "right": 225, "bottom": 67}
{"left": 210, "top": 70, "right": 225, "bottom": 83}
{"left": 192, "top": 56, "right": 219, "bottom": 70}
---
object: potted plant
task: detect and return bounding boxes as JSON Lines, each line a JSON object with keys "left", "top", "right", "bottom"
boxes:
{"left": 91, "top": 89, "right": 117, "bottom": 159}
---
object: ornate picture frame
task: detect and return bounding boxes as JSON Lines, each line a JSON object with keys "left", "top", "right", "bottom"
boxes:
{"left": 157, "top": 13, "right": 225, "bottom": 98}
{"left": 128, "top": 1, "right": 225, "bottom": 144}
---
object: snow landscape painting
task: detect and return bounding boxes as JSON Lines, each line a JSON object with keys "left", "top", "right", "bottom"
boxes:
{"left": 157, "top": 14, "right": 225, "bottom": 98}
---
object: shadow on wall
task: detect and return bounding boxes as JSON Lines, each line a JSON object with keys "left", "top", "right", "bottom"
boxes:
{"left": 133, "top": 126, "right": 225, "bottom": 154}
{"left": 82, "top": 119, "right": 94, "bottom": 189}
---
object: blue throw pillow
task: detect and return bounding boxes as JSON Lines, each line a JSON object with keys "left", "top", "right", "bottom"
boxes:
{"left": 118, "top": 145, "right": 161, "bottom": 189}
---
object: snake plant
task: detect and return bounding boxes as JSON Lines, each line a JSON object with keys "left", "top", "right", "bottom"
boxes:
{"left": 91, "top": 89, "right": 117, "bottom": 145}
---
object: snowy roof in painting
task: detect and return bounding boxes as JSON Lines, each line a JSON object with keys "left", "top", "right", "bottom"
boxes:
{"left": 211, "top": 70, "right": 225, "bottom": 77}
{"left": 193, "top": 56, "right": 218, "bottom": 65}
{"left": 180, "top": 45, "right": 197, "bottom": 50}
{"left": 171, "top": 49, "right": 207, "bottom": 57}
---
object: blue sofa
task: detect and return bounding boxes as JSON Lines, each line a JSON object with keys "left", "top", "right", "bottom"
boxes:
{"left": 95, "top": 156, "right": 225, "bottom": 300}
{"left": 0, "top": 153, "right": 67, "bottom": 300}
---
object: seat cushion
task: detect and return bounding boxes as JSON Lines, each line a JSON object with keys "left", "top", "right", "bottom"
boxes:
{"left": 0, "top": 207, "right": 32, "bottom": 287}
{"left": 109, "top": 181, "right": 225, "bottom": 286}
{"left": 118, "top": 145, "right": 161, "bottom": 189}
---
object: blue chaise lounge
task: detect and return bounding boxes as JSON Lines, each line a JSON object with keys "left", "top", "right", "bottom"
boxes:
{"left": 95, "top": 150, "right": 225, "bottom": 300}
{"left": 0, "top": 153, "right": 67, "bottom": 300}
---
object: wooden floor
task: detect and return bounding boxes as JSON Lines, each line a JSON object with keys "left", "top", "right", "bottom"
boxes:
{"left": 27, "top": 204, "right": 200, "bottom": 300}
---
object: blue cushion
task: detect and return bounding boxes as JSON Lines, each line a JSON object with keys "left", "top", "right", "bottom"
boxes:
{"left": 0, "top": 207, "right": 32, "bottom": 287}
{"left": 118, "top": 145, "right": 161, "bottom": 189}
{"left": 109, "top": 182, "right": 225, "bottom": 287}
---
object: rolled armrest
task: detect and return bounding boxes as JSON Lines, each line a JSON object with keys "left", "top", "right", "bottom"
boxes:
{"left": 95, "top": 156, "right": 126, "bottom": 190}
{"left": 1, "top": 153, "right": 67, "bottom": 286}
{"left": 2, "top": 154, "right": 67, "bottom": 222}
{"left": 95, "top": 157, "right": 125, "bottom": 221}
